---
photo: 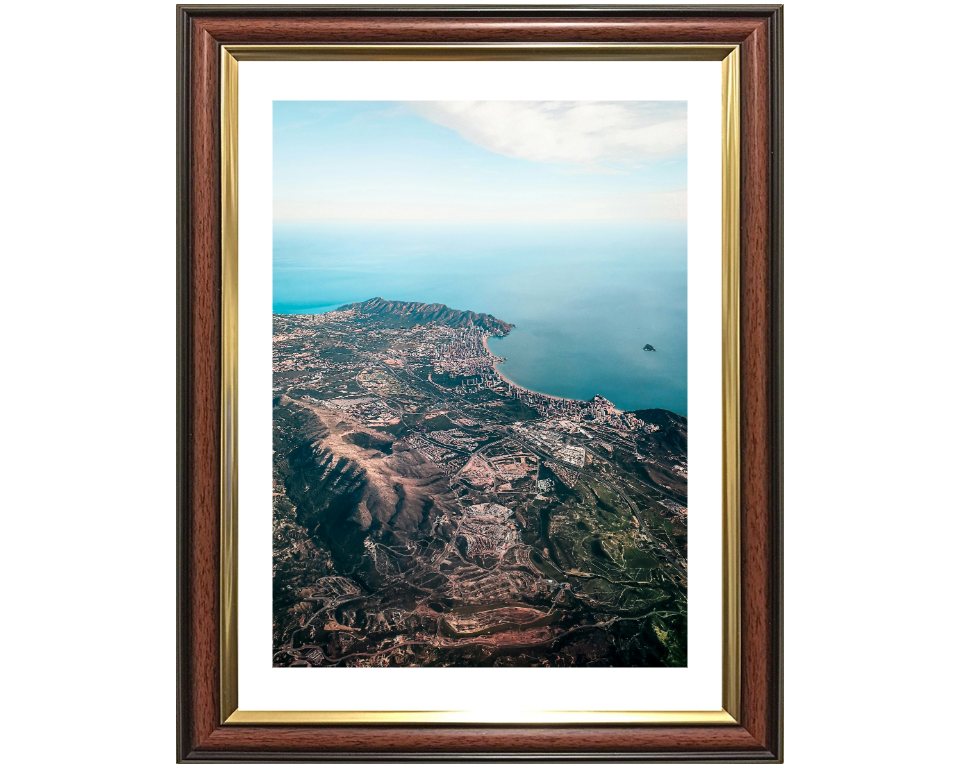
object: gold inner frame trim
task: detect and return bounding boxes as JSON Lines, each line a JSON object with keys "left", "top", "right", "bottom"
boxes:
{"left": 220, "top": 47, "right": 240, "bottom": 722}
{"left": 225, "top": 709, "right": 738, "bottom": 725}
{"left": 219, "top": 43, "right": 741, "bottom": 726}
{"left": 719, "top": 45, "right": 741, "bottom": 723}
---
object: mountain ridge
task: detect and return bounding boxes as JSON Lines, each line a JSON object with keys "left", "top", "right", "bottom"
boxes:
{"left": 338, "top": 297, "right": 515, "bottom": 336}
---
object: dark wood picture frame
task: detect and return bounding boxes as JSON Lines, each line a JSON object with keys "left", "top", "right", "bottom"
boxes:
{"left": 177, "top": 4, "right": 783, "bottom": 762}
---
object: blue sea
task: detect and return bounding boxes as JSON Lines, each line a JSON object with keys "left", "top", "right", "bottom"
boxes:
{"left": 274, "top": 222, "right": 687, "bottom": 416}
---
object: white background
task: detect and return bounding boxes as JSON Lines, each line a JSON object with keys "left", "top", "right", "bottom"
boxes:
{"left": 237, "top": 59, "right": 722, "bottom": 713}
{"left": 1, "top": 0, "right": 958, "bottom": 765}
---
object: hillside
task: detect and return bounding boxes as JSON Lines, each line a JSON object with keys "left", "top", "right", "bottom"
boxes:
{"left": 631, "top": 407, "right": 687, "bottom": 430}
{"left": 338, "top": 297, "right": 515, "bottom": 336}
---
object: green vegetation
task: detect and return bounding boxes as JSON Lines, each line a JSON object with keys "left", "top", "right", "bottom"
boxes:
{"left": 423, "top": 413, "right": 457, "bottom": 431}
{"left": 271, "top": 306, "right": 686, "bottom": 668}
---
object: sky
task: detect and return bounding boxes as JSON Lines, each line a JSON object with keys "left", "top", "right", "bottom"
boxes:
{"left": 274, "top": 101, "right": 687, "bottom": 224}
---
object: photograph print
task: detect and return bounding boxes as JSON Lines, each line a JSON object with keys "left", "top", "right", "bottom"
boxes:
{"left": 271, "top": 101, "right": 689, "bottom": 668}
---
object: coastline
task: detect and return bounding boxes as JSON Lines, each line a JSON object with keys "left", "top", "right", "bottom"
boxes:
{"left": 482, "top": 331, "right": 684, "bottom": 420}
{"left": 278, "top": 303, "right": 683, "bottom": 417}
{"left": 482, "top": 333, "right": 600, "bottom": 409}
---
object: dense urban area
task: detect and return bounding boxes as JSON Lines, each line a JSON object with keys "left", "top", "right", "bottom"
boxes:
{"left": 272, "top": 298, "right": 688, "bottom": 667}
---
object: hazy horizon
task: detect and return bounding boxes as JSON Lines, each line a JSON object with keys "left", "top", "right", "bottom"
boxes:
{"left": 274, "top": 100, "right": 687, "bottom": 225}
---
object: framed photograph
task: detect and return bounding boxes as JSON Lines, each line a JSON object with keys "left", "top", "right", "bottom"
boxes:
{"left": 177, "top": 4, "right": 783, "bottom": 762}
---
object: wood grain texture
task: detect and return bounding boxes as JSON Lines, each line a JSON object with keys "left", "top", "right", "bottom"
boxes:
{"left": 738, "top": 20, "right": 775, "bottom": 755}
{"left": 196, "top": 16, "right": 768, "bottom": 44}
{"left": 178, "top": 15, "right": 223, "bottom": 760}
{"left": 176, "top": 5, "right": 783, "bottom": 762}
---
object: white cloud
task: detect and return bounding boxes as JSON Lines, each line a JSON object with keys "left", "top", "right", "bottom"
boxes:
{"left": 411, "top": 101, "right": 686, "bottom": 168}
